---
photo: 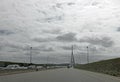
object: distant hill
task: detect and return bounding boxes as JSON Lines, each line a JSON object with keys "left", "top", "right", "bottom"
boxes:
{"left": 75, "top": 58, "right": 120, "bottom": 77}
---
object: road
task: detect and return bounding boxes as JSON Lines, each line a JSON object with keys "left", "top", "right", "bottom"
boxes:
{"left": 0, "top": 68, "right": 120, "bottom": 82}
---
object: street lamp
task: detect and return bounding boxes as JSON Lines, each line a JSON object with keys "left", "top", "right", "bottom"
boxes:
{"left": 86, "top": 46, "right": 89, "bottom": 64}
{"left": 30, "top": 47, "right": 32, "bottom": 64}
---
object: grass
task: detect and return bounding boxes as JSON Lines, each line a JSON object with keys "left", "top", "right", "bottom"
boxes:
{"left": 0, "top": 69, "right": 36, "bottom": 76}
{"left": 75, "top": 58, "right": 120, "bottom": 77}
{"left": 0, "top": 68, "right": 58, "bottom": 76}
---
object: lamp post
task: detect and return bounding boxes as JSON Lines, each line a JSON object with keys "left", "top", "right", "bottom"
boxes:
{"left": 30, "top": 47, "right": 32, "bottom": 64}
{"left": 86, "top": 46, "right": 89, "bottom": 64}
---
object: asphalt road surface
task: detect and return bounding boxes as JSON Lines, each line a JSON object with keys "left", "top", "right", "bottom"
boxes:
{"left": 0, "top": 68, "right": 120, "bottom": 82}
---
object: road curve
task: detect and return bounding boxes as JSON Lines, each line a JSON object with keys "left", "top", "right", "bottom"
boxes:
{"left": 0, "top": 68, "right": 120, "bottom": 82}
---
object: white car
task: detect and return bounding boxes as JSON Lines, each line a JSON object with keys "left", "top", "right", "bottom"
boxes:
{"left": 4, "top": 64, "right": 21, "bottom": 70}
{"left": 28, "top": 65, "right": 36, "bottom": 69}
{"left": 19, "top": 66, "right": 28, "bottom": 69}
{"left": 0, "top": 67, "right": 3, "bottom": 69}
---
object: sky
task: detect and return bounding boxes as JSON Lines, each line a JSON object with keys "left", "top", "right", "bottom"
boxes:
{"left": 0, "top": 0, "right": 120, "bottom": 64}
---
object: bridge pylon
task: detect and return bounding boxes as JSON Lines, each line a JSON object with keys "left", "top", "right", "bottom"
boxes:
{"left": 70, "top": 45, "right": 75, "bottom": 68}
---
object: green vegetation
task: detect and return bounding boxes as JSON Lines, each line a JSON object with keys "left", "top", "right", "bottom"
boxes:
{"left": 0, "top": 61, "right": 30, "bottom": 67}
{"left": 75, "top": 58, "right": 120, "bottom": 77}
{"left": 0, "top": 61, "right": 69, "bottom": 67}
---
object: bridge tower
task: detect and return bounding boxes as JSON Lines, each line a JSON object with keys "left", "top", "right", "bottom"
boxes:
{"left": 71, "top": 45, "right": 75, "bottom": 67}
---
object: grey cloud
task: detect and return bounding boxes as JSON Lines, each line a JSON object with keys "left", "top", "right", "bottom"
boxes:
{"left": 89, "top": 46, "right": 98, "bottom": 52}
{"left": 33, "top": 37, "right": 54, "bottom": 43}
{"left": 23, "top": 46, "right": 55, "bottom": 55}
{"left": 7, "top": 50, "right": 19, "bottom": 53}
{"left": 0, "top": 42, "right": 25, "bottom": 52}
{"left": 0, "top": 30, "right": 14, "bottom": 35}
{"left": 56, "top": 3, "right": 62, "bottom": 8}
{"left": 60, "top": 46, "right": 71, "bottom": 50}
{"left": 42, "top": 29, "right": 62, "bottom": 34}
{"left": 5, "top": 43, "right": 23, "bottom": 50}
{"left": 42, "top": 47, "right": 54, "bottom": 52}
{"left": 55, "top": 2, "right": 75, "bottom": 8}
{"left": 88, "top": 45, "right": 106, "bottom": 54}
{"left": 91, "top": 1, "right": 100, "bottom": 6}
{"left": 36, "top": 10, "right": 47, "bottom": 16}
{"left": 33, "top": 46, "right": 54, "bottom": 52}
{"left": 44, "top": 15, "right": 63, "bottom": 23}
{"left": 33, "top": 32, "right": 77, "bottom": 43}
{"left": 0, "top": 44, "right": 4, "bottom": 51}
{"left": 60, "top": 45, "right": 82, "bottom": 51}
{"left": 117, "top": 27, "right": 120, "bottom": 31}
{"left": 67, "top": 2, "right": 75, "bottom": 6}
{"left": 79, "top": 36, "right": 114, "bottom": 47}
{"left": 56, "top": 32, "right": 77, "bottom": 42}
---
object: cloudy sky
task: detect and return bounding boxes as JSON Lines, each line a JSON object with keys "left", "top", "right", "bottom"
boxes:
{"left": 0, "top": 0, "right": 120, "bottom": 64}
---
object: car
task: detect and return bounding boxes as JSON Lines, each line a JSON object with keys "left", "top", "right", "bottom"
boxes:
{"left": 28, "top": 65, "right": 36, "bottom": 69}
{"left": 0, "top": 67, "right": 3, "bottom": 69}
{"left": 37, "top": 66, "right": 43, "bottom": 69}
{"left": 18, "top": 66, "right": 28, "bottom": 70}
{"left": 4, "top": 64, "right": 21, "bottom": 70}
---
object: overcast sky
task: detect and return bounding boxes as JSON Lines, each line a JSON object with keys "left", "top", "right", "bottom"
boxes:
{"left": 0, "top": 0, "right": 120, "bottom": 64}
